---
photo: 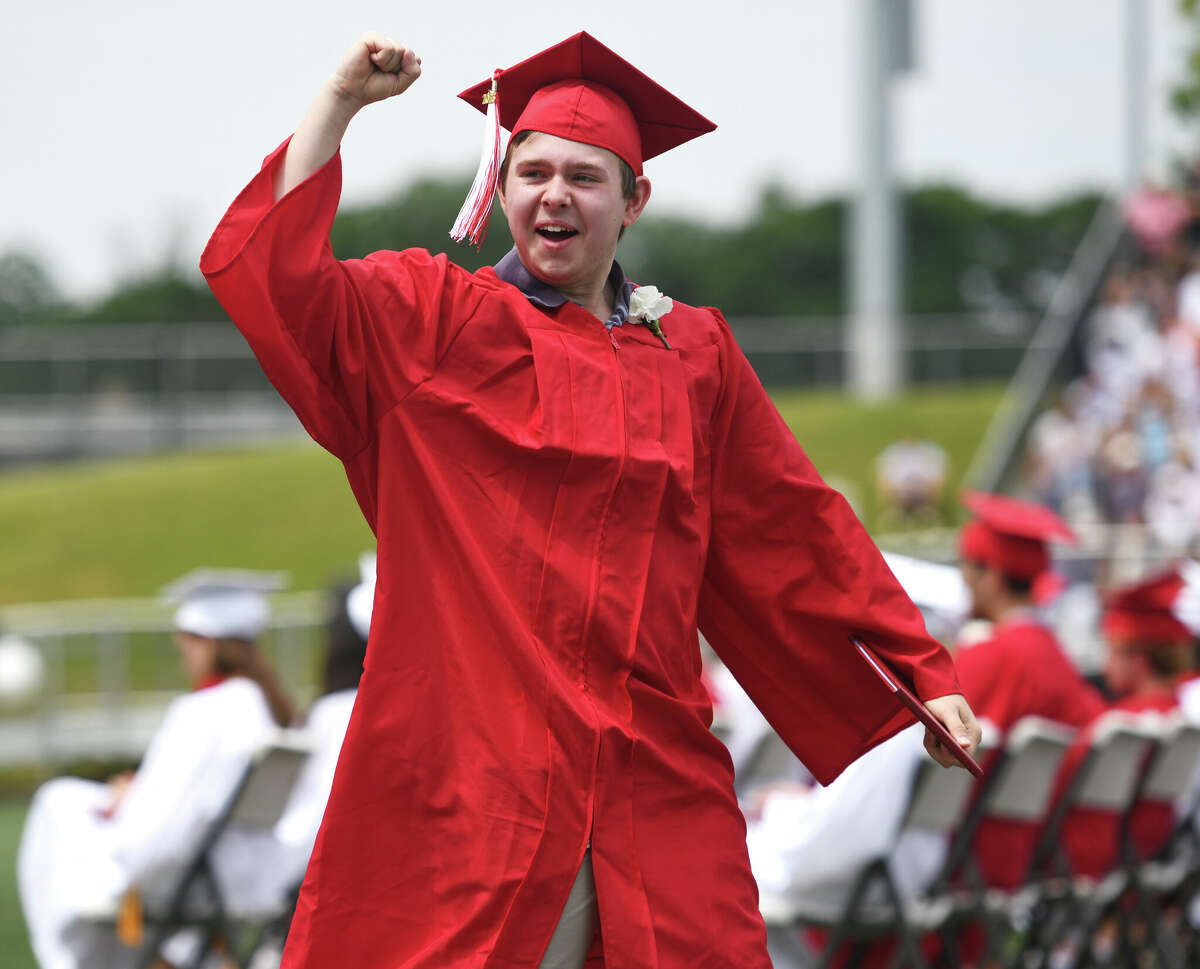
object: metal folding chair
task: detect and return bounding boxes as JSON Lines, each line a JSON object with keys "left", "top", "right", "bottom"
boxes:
{"left": 1112, "top": 715, "right": 1200, "bottom": 969}
{"left": 131, "top": 735, "right": 312, "bottom": 969}
{"left": 935, "top": 716, "right": 1077, "bottom": 967}
{"left": 1020, "top": 712, "right": 1162, "bottom": 969}
{"left": 766, "top": 725, "right": 999, "bottom": 969}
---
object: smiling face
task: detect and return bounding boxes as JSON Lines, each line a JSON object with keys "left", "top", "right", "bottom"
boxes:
{"left": 498, "top": 132, "right": 650, "bottom": 313}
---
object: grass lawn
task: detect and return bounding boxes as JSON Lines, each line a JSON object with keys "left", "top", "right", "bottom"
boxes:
{"left": 0, "top": 384, "right": 1004, "bottom": 606}
{"left": 0, "top": 441, "right": 374, "bottom": 606}
{"left": 772, "top": 383, "right": 1004, "bottom": 526}
{"left": 0, "top": 801, "right": 36, "bottom": 969}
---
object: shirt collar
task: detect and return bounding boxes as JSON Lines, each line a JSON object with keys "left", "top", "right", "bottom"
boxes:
{"left": 494, "top": 248, "right": 635, "bottom": 329}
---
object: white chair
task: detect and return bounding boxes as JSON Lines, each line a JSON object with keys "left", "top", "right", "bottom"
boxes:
{"left": 938, "top": 716, "right": 1076, "bottom": 967}
{"left": 769, "top": 724, "right": 1000, "bottom": 969}
{"left": 1020, "top": 712, "right": 1163, "bottom": 969}
{"left": 1116, "top": 716, "right": 1200, "bottom": 969}
{"left": 131, "top": 735, "right": 312, "bottom": 969}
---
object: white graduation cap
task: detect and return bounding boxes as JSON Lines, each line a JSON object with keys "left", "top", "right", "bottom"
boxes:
{"left": 161, "top": 568, "right": 289, "bottom": 642}
{"left": 346, "top": 552, "right": 377, "bottom": 641}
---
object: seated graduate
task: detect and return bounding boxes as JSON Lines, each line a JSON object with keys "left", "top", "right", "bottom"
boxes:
{"left": 1057, "top": 565, "right": 1200, "bottom": 880}
{"left": 274, "top": 553, "right": 374, "bottom": 888}
{"left": 16, "top": 570, "right": 297, "bottom": 969}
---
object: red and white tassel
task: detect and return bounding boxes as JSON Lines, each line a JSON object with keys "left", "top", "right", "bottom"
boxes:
{"left": 450, "top": 72, "right": 503, "bottom": 248}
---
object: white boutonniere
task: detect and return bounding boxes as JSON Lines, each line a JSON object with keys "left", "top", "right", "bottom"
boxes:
{"left": 628, "top": 285, "right": 674, "bottom": 348}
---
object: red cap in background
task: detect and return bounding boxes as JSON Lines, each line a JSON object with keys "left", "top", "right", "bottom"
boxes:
{"left": 1102, "top": 568, "right": 1194, "bottom": 645}
{"left": 958, "top": 490, "right": 1076, "bottom": 581}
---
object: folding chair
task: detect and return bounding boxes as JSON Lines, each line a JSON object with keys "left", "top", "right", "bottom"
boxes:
{"left": 131, "top": 735, "right": 312, "bottom": 969}
{"left": 935, "top": 716, "right": 1077, "bottom": 968}
{"left": 1114, "top": 715, "right": 1200, "bottom": 969}
{"left": 1019, "top": 712, "right": 1162, "bottom": 969}
{"left": 765, "top": 725, "right": 998, "bottom": 969}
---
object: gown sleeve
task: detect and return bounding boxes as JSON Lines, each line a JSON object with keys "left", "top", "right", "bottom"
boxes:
{"left": 199, "top": 139, "right": 484, "bottom": 462}
{"left": 697, "top": 310, "right": 961, "bottom": 785}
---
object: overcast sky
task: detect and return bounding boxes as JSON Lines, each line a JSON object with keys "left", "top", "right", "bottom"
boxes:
{"left": 1, "top": 0, "right": 1194, "bottom": 299}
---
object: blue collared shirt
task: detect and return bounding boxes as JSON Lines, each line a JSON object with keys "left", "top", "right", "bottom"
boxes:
{"left": 493, "top": 248, "right": 635, "bottom": 331}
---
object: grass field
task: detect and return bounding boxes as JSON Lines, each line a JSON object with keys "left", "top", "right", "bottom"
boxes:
{"left": 0, "top": 801, "right": 36, "bottom": 969}
{"left": 0, "top": 383, "right": 1004, "bottom": 607}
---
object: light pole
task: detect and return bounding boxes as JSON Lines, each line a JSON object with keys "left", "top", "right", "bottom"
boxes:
{"left": 848, "top": 0, "right": 911, "bottom": 401}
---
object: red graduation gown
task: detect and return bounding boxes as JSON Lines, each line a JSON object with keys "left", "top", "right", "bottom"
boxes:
{"left": 199, "top": 139, "right": 960, "bottom": 969}
{"left": 955, "top": 616, "right": 1106, "bottom": 889}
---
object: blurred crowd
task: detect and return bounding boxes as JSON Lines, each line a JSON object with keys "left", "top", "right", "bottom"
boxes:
{"left": 1023, "top": 184, "right": 1200, "bottom": 577}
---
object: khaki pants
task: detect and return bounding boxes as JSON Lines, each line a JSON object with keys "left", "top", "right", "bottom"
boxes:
{"left": 538, "top": 848, "right": 597, "bottom": 969}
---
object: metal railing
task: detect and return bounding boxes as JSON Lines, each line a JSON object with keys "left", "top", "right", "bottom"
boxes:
{"left": 0, "top": 592, "right": 328, "bottom": 767}
{"left": 0, "top": 314, "right": 1038, "bottom": 465}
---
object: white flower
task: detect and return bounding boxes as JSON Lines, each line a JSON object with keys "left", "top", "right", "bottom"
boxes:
{"left": 629, "top": 285, "right": 674, "bottom": 323}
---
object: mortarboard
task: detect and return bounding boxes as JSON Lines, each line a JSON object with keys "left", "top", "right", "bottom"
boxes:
{"left": 345, "top": 551, "right": 377, "bottom": 642}
{"left": 161, "top": 568, "right": 288, "bottom": 642}
{"left": 1102, "top": 565, "right": 1200, "bottom": 644}
{"left": 958, "top": 490, "right": 1075, "bottom": 581}
{"left": 450, "top": 31, "right": 716, "bottom": 247}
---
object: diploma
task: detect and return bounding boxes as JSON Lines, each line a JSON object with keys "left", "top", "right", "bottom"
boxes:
{"left": 853, "top": 637, "right": 984, "bottom": 777}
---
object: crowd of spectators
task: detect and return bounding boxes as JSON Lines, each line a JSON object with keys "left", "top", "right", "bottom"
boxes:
{"left": 1023, "top": 188, "right": 1200, "bottom": 582}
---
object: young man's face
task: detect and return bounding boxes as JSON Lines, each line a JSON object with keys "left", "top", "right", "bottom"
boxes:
{"left": 499, "top": 132, "right": 649, "bottom": 301}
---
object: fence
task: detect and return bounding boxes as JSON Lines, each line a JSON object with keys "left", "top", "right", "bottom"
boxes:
{"left": 0, "top": 593, "right": 328, "bottom": 768}
{"left": 0, "top": 314, "right": 1038, "bottom": 465}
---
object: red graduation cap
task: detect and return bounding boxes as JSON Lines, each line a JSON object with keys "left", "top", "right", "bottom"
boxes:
{"left": 958, "top": 490, "right": 1076, "bottom": 581}
{"left": 450, "top": 31, "right": 716, "bottom": 247}
{"left": 1102, "top": 567, "right": 1193, "bottom": 645}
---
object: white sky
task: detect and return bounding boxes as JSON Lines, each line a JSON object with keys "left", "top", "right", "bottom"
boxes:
{"left": 1, "top": 0, "right": 1194, "bottom": 299}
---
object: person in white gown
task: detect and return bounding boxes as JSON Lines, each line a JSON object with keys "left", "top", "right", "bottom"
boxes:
{"left": 16, "top": 571, "right": 297, "bottom": 969}
{"left": 274, "top": 554, "right": 373, "bottom": 889}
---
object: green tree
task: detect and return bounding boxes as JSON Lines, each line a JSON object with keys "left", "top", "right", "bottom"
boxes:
{"left": 0, "top": 250, "right": 63, "bottom": 326}
{"left": 23, "top": 175, "right": 1101, "bottom": 327}
{"left": 75, "top": 269, "right": 225, "bottom": 323}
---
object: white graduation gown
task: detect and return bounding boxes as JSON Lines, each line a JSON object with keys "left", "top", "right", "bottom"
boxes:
{"left": 17, "top": 677, "right": 277, "bottom": 969}
{"left": 745, "top": 725, "right": 946, "bottom": 918}
{"left": 274, "top": 688, "right": 358, "bottom": 890}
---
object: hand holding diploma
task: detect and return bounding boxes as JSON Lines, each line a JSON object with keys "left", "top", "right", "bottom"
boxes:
{"left": 922, "top": 693, "right": 982, "bottom": 770}
{"left": 854, "top": 637, "right": 982, "bottom": 773}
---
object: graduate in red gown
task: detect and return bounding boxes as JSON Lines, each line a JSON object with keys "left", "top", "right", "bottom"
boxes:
{"left": 1057, "top": 567, "right": 1198, "bottom": 878}
{"left": 951, "top": 491, "right": 1106, "bottom": 891}
{"left": 200, "top": 31, "right": 980, "bottom": 969}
